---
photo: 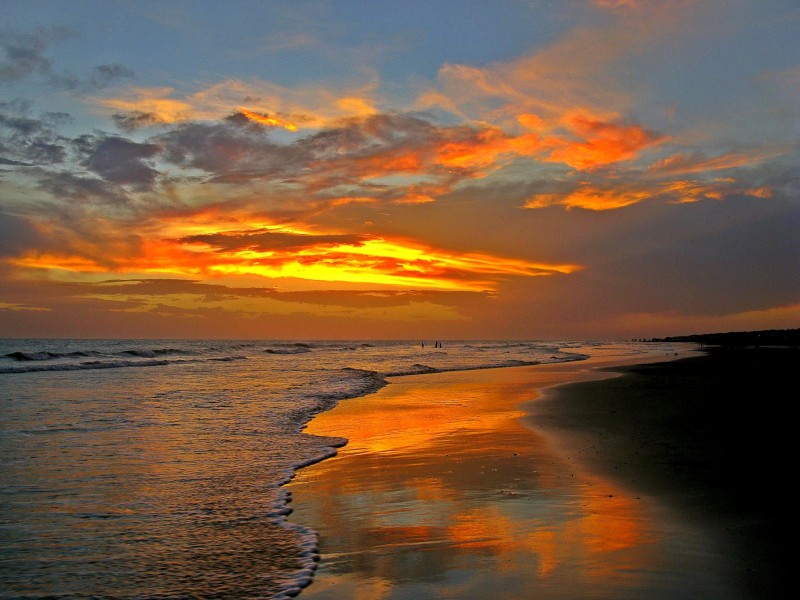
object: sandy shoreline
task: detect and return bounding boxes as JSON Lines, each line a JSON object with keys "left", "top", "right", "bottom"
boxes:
{"left": 288, "top": 345, "right": 792, "bottom": 598}
{"left": 528, "top": 346, "right": 796, "bottom": 599}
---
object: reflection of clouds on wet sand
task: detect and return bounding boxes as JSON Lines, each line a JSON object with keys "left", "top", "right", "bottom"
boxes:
{"left": 290, "top": 363, "right": 729, "bottom": 599}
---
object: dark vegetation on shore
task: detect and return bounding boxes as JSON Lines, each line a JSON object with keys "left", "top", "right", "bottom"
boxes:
{"left": 638, "top": 327, "right": 800, "bottom": 347}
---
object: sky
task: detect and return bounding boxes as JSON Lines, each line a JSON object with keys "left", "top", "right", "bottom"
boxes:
{"left": 1, "top": 0, "right": 798, "bottom": 340}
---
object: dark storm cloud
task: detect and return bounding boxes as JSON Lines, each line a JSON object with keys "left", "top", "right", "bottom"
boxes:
{"left": 180, "top": 229, "right": 370, "bottom": 252}
{"left": 72, "top": 134, "right": 161, "bottom": 189}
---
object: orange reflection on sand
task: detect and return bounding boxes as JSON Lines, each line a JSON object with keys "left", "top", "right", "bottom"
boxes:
{"left": 293, "top": 367, "right": 663, "bottom": 598}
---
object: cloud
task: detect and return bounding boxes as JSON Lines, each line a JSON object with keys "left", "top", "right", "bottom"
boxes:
{"left": 523, "top": 172, "right": 786, "bottom": 211}
{"left": 0, "top": 26, "right": 68, "bottom": 82}
{"left": 1, "top": 27, "right": 133, "bottom": 90}
{"left": 5, "top": 208, "right": 581, "bottom": 293}
{"left": 153, "top": 113, "right": 302, "bottom": 180}
{"left": 592, "top": 0, "right": 640, "bottom": 9}
{"left": 525, "top": 183, "right": 653, "bottom": 210}
{"left": 94, "top": 78, "right": 381, "bottom": 129}
{"left": 546, "top": 113, "right": 666, "bottom": 170}
{"left": 0, "top": 102, "right": 69, "bottom": 165}
{"left": 146, "top": 111, "right": 543, "bottom": 208}
{"left": 179, "top": 229, "right": 370, "bottom": 253}
{"left": 111, "top": 111, "right": 166, "bottom": 132}
{"left": 34, "top": 169, "right": 133, "bottom": 205}
{"left": 647, "top": 150, "right": 779, "bottom": 175}
{"left": 0, "top": 212, "right": 47, "bottom": 256}
{"left": 0, "top": 157, "right": 32, "bottom": 166}
{"left": 89, "top": 278, "right": 277, "bottom": 298}
{"left": 72, "top": 133, "right": 161, "bottom": 189}
{"left": 89, "top": 64, "right": 135, "bottom": 88}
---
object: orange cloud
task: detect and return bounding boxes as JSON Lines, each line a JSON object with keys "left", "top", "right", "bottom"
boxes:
{"left": 94, "top": 86, "right": 194, "bottom": 123}
{"left": 7, "top": 217, "right": 582, "bottom": 293}
{"left": 526, "top": 184, "right": 652, "bottom": 210}
{"left": 238, "top": 108, "right": 298, "bottom": 131}
{"left": 662, "top": 179, "right": 727, "bottom": 203}
{"left": 648, "top": 150, "right": 779, "bottom": 175}
{"left": 547, "top": 114, "right": 666, "bottom": 170}
{"left": 593, "top": 0, "right": 639, "bottom": 8}
{"left": 95, "top": 79, "right": 380, "bottom": 130}
{"left": 434, "top": 126, "right": 536, "bottom": 172}
{"left": 524, "top": 173, "right": 772, "bottom": 211}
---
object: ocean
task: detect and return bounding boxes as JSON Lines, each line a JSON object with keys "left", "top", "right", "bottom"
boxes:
{"left": 0, "top": 339, "right": 672, "bottom": 599}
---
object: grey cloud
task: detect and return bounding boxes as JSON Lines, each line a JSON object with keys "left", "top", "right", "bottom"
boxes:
{"left": 89, "top": 64, "right": 134, "bottom": 88}
{"left": 72, "top": 134, "right": 161, "bottom": 189}
{"left": 0, "top": 27, "right": 68, "bottom": 82}
{"left": 90, "top": 278, "right": 277, "bottom": 298}
{"left": 0, "top": 212, "right": 46, "bottom": 256}
{"left": 154, "top": 114, "right": 308, "bottom": 179}
{"left": 154, "top": 111, "right": 498, "bottom": 190}
{"left": 112, "top": 111, "right": 165, "bottom": 132}
{"left": 180, "top": 230, "right": 370, "bottom": 252}
{"left": 35, "top": 170, "right": 132, "bottom": 205}
{"left": 0, "top": 157, "right": 32, "bottom": 166}
{"left": 1, "top": 27, "right": 132, "bottom": 90}
{"left": 302, "top": 113, "right": 439, "bottom": 156}
{"left": 0, "top": 107, "right": 68, "bottom": 165}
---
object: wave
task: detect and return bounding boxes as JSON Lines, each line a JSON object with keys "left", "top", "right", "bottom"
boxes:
{"left": 264, "top": 347, "right": 312, "bottom": 355}
{"left": 0, "top": 355, "right": 247, "bottom": 374}
{"left": 3, "top": 347, "right": 194, "bottom": 362}
{"left": 118, "top": 347, "right": 194, "bottom": 358}
{"left": 4, "top": 350, "right": 101, "bottom": 361}
{"left": 384, "top": 358, "right": 547, "bottom": 377}
{"left": 264, "top": 342, "right": 315, "bottom": 355}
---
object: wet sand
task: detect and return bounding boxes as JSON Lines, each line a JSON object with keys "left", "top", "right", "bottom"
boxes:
{"left": 528, "top": 347, "right": 796, "bottom": 599}
{"left": 288, "top": 346, "right": 793, "bottom": 599}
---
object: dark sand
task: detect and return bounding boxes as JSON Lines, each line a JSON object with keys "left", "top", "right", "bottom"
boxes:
{"left": 529, "top": 347, "right": 797, "bottom": 599}
{"left": 289, "top": 346, "right": 795, "bottom": 599}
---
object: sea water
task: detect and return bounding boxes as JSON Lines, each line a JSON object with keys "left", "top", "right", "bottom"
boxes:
{"left": 0, "top": 339, "right": 665, "bottom": 598}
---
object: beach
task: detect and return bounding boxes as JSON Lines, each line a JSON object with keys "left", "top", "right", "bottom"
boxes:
{"left": 289, "top": 345, "right": 795, "bottom": 599}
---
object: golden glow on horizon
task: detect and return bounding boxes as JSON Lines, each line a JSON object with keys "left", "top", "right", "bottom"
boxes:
{"left": 6, "top": 218, "right": 581, "bottom": 292}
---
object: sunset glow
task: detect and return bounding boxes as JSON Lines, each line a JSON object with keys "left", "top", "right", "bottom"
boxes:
{"left": 1, "top": 0, "right": 797, "bottom": 339}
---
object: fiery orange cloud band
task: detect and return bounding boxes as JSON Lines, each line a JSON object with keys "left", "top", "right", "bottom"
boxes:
{"left": 7, "top": 224, "right": 581, "bottom": 292}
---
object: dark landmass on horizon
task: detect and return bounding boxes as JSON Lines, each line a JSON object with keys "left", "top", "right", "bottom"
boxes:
{"left": 642, "top": 327, "right": 800, "bottom": 347}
